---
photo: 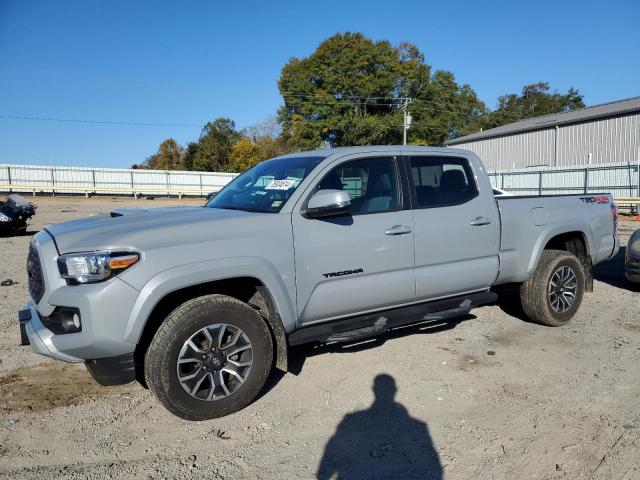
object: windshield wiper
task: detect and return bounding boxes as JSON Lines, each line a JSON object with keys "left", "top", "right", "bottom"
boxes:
{"left": 215, "top": 205, "right": 261, "bottom": 213}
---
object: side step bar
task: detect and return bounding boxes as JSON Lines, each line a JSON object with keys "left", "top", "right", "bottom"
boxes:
{"left": 288, "top": 291, "right": 497, "bottom": 346}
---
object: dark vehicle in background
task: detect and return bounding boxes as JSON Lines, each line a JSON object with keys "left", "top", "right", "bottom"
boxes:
{"left": 0, "top": 194, "right": 37, "bottom": 236}
{"left": 626, "top": 229, "right": 640, "bottom": 283}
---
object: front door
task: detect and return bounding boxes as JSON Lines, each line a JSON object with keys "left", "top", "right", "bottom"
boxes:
{"left": 292, "top": 154, "right": 415, "bottom": 325}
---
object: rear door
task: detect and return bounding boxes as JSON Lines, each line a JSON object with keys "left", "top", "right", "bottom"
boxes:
{"left": 292, "top": 153, "right": 415, "bottom": 325}
{"left": 406, "top": 153, "right": 500, "bottom": 300}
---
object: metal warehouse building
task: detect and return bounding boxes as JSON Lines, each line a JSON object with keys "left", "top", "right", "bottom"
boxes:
{"left": 445, "top": 96, "right": 640, "bottom": 171}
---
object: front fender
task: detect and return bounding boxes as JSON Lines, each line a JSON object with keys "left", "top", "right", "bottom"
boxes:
{"left": 122, "top": 256, "right": 297, "bottom": 344}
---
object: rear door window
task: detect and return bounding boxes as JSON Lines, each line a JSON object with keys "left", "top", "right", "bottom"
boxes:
{"left": 409, "top": 156, "right": 478, "bottom": 208}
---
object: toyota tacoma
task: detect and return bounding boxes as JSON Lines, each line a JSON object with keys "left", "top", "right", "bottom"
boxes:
{"left": 19, "top": 146, "right": 620, "bottom": 420}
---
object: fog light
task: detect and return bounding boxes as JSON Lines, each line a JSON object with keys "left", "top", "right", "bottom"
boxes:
{"left": 41, "top": 307, "right": 82, "bottom": 334}
{"left": 61, "top": 311, "right": 82, "bottom": 332}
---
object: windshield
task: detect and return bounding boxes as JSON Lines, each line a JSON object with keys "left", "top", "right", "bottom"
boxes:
{"left": 206, "top": 156, "right": 325, "bottom": 213}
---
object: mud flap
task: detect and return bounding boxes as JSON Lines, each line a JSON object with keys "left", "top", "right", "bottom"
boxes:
{"left": 19, "top": 322, "right": 30, "bottom": 346}
{"left": 582, "top": 255, "right": 593, "bottom": 292}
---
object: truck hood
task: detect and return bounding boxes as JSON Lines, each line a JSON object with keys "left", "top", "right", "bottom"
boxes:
{"left": 45, "top": 206, "right": 259, "bottom": 253}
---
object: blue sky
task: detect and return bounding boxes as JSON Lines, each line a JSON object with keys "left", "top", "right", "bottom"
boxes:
{"left": 1, "top": 0, "right": 638, "bottom": 168}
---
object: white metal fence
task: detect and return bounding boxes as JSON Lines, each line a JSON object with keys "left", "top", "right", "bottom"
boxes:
{"left": 1, "top": 162, "right": 638, "bottom": 210}
{"left": 0, "top": 164, "right": 237, "bottom": 197}
{"left": 488, "top": 162, "right": 640, "bottom": 197}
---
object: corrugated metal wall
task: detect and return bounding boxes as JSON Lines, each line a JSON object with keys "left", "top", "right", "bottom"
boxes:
{"left": 557, "top": 114, "right": 640, "bottom": 166}
{"left": 453, "top": 129, "right": 555, "bottom": 170}
{"left": 0, "top": 164, "right": 237, "bottom": 195}
{"left": 452, "top": 112, "right": 640, "bottom": 171}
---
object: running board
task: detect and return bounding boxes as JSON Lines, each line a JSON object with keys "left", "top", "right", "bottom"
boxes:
{"left": 288, "top": 291, "right": 497, "bottom": 346}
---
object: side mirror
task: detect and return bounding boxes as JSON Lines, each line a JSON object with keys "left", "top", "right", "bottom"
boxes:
{"left": 303, "top": 189, "right": 351, "bottom": 219}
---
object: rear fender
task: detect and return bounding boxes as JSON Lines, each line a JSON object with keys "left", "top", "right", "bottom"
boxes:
{"left": 527, "top": 222, "right": 591, "bottom": 275}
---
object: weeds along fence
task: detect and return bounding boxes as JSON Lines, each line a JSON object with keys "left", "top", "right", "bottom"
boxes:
{"left": 0, "top": 164, "right": 237, "bottom": 197}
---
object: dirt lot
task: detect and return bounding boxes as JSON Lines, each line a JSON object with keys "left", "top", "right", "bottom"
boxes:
{"left": 0, "top": 196, "right": 638, "bottom": 479}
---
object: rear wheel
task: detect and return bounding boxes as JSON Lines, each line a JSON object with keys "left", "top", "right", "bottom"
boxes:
{"left": 520, "top": 249, "right": 585, "bottom": 326}
{"left": 144, "top": 294, "right": 273, "bottom": 420}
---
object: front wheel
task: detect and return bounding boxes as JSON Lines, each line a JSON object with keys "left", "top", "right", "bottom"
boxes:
{"left": 520, "top": 249, "right": 585, "bottom": 327}
{"left": 144, "top": 294, "right": 273, "bottom": 420}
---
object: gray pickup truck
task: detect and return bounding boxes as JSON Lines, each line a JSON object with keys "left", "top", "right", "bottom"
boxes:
{"left": 19, "top": 146, "right": 620, "bottom": 420}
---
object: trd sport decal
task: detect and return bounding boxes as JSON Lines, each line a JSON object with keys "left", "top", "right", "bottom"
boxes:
{"left": 580, "top": 195, "right": 609, "bottom": 205}
{"left": 322, "top": 268, "right": 364, "bottom": 279}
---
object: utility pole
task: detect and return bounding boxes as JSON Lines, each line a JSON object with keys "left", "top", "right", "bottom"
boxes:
{"left": 401, "top": 98, "right": 412, "bottom": 145}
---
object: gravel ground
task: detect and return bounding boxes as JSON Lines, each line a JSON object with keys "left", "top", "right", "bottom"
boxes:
{"left": 0, "top": 196, "right": 638, "bottom": 480}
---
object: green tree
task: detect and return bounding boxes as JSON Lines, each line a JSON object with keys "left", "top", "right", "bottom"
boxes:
{"left": 277, "top": 32, "right": 486, "bottom": 147}
{"left": 228, "top": 135, "right": 298, "bottom": 173}
{"left": 408, "top": 70, "right": 487, "bottom": 143}
{"left": 143, "top": 138, "right": 184, "bottom": 170}
{"left": 191, "top": 118, "right": 242, "bottom": 172}
{"left": 182, "top": 142, "right": 200, "bottom": 171}
{"left": 480, "top": 82, "right": 585, "bottom": 130}
{"left": 228, "top": 138, "right": 261, "bottom": 172}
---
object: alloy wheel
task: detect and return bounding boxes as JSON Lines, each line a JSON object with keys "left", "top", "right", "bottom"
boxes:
{"left": 176, "top": 323, "right": 253, "bottom": 401}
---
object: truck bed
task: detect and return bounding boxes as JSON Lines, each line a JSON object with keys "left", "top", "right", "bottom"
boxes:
{"left": 494, "top": 193, "right": 617, "bottom": 284}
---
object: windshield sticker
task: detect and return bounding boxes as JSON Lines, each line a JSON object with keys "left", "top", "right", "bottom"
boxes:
{"left": 285, "top": 176, "right": 302, "bottom": 187}
{"left": 265, "top": 179, "right": 297, "bottom": 190}
{"left": 271, "top": 200, "right": 283, "bottom": 208}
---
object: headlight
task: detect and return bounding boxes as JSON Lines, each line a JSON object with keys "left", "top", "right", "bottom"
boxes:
{"left": 630, "top": 238, "right": 640, "bottom": 253}
{"left": 57, "top": 251, "right": 139, "bottom": 284}
{"left": 0, "top": 212, "right": 10, "bottom": 222}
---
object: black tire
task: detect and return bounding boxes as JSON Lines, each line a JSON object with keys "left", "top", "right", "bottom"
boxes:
{"left": 144, "top": 294, "right": 273, "bottom": 420}
{"left": 520, "top": 249, "right": 585, "bottom": 327}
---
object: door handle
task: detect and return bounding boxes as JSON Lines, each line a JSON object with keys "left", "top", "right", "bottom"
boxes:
{"left": 384, "top": 225, "right": 412, "bottom": 235}
{"left": 469, "top": 217, "right": 492, "bottom": 226}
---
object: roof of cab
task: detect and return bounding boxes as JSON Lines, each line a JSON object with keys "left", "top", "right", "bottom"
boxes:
{"left": 276, "top": 145, "right": 466, "bottom": 161}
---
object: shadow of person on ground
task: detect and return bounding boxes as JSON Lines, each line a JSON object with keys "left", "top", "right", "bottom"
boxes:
{"left": 317, "top": 374, "right": 443, "bottom": 480}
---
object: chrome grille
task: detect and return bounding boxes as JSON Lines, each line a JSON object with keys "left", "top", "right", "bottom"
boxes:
{"left": 27, "top": 242, "right": 45, "bottom": 303}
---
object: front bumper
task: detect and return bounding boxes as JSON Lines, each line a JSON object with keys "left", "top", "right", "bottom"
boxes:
{"left": 21, "top": 231, "right": 141, "bottom": 362}
{"left": 20, "top": 304, "right": 137, "bottom": 384}
{"left": 20, "top": 302, "right": 83, "bottom": 362}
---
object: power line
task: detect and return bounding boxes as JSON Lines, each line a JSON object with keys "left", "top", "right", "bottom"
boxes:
{"left": 281, "top": 100, "right": 507, "bottom": 122}
{"left": 0, "top": 114, "right": 201, "bottom": 127}
{"left": 279, "top": 90, "right": 527, "bottom": 119}
{"left": 0, "top": 94, "right": 527, "bottom": 131}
